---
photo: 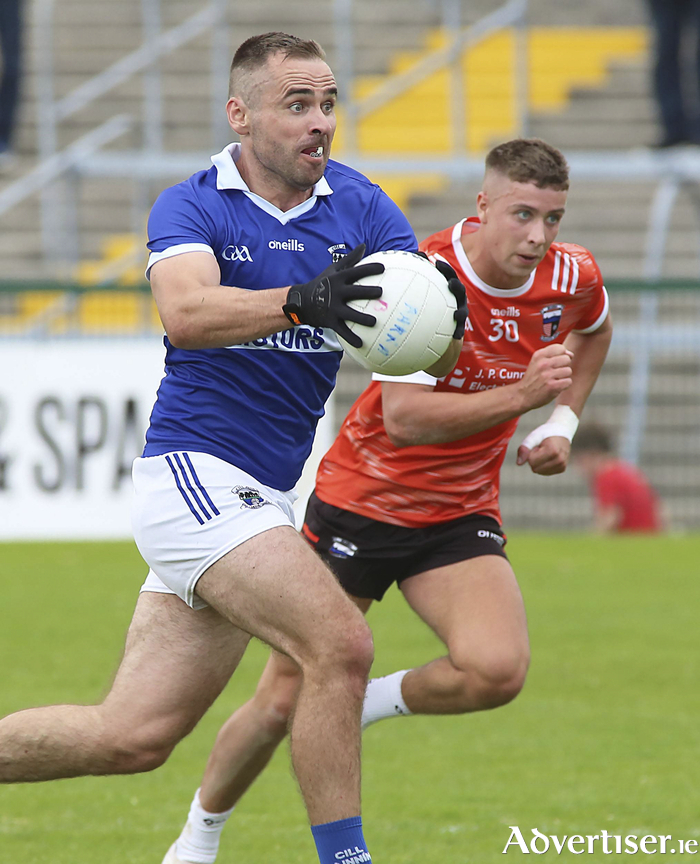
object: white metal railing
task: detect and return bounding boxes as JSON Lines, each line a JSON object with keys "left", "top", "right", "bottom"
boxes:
{"left": 28, "top": 0, "right": 230, "bottom": 267}
{"left": 34, "top": 0, "right": 228, "bottom": 156}
{"left": 0, "top": 117, "right": 132, "bottom": 217}
{"left": 0, "top": 116, "right": 133, "bottom": 275}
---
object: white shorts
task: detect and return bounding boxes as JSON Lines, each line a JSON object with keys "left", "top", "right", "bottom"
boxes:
{"left": 132, "top": 452, "right": 297, "bottom": 610}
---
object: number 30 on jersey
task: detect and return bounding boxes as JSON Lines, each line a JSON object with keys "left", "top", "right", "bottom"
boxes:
{"left": 488, "top": 318, "right": 520, "bottom": 342}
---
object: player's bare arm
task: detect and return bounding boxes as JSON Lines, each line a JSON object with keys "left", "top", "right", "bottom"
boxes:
{"left": 423, "top": 336, "right": 463, "bottom": 379}
{"left": 151, "top": 252, "right": 292, "bottom": 349}
{"left": 518, "top": 313, "right": 612, "bottom": 476}
{"left": 382, "top": 341, "right": 573, "bottom": 448}
{"left": 151, "top": 244, "right": 384, "bottom": 350}
{"left": 558, "top": 314, "right": 613, "bottom": 416}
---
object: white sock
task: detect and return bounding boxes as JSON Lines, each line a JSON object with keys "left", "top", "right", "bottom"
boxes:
{"left": 361, "top": 669, "right": 413, "bottom": 729}
{"left": 174, "top": 788, "right": 235, "bottom": 864}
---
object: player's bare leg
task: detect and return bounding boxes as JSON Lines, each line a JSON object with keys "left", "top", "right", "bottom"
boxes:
{"left": 363, "top": 555, "right": 530, "bottom": 724}
{"left": 162, "top": 651, "right": 300, "bottom": 864}
{"left": 196, "top": 596, "right": 372, "bottom": 813}
{"left": 166, "top": 595, "right": 374, "bottom": 864}
{"left": 198, "top": 651, "right": 301, "bottom": 812}
{"left": 193, "top": 526, "right": 373, "bottom": 828}
{"left": 0, "top": 593, "right": 250, "bottom": 782}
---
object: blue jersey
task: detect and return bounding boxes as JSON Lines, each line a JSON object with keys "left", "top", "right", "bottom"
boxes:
{"left": 145, "top": 143, "right": 417, "bottom": 491}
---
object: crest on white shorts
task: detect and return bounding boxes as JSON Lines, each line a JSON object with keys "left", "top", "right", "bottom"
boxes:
{"left": 232, "top": 485, "right": 267, "bottom": 509}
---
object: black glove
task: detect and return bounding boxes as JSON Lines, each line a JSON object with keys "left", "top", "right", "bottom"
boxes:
{"left": 283, "top": 243, "right": 384, "bottom": 349}
{"left": 416, "top": 252, "right": 468, "bottom": 340}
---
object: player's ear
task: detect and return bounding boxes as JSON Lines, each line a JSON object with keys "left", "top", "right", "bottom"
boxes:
{"left": 476, "top": 190, "right": 488, "bottom": 222}
{"left": 227, "top": 97, "right": 249, "bottom": 135}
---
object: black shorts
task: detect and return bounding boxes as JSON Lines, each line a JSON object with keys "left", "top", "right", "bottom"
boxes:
{"left": 302, "top": 492, "right": 508, "bottom": 601}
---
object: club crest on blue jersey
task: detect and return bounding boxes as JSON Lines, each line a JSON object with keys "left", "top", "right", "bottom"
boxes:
{"left": 329, "top": 536, "right": 358, "bottom": 558}
{"left": 232, "top": 485, "right": 267, "bottom": 509}
{"left": 328, "top": 243, "right": 349, "bottom": 263}
{"left": 540, "top": 303, "right": 564, "bottom": 341}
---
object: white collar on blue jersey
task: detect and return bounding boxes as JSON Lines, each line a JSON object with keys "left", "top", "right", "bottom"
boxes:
{"left": 210, "top": 142, "right": 333, "bottom": 225}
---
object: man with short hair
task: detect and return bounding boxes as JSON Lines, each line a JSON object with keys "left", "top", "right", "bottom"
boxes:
{"left": 0, "top": 32, "right": 465, "bottom": 864}
{"left": 160, "top": 137, "right": 613, "bottom": 864}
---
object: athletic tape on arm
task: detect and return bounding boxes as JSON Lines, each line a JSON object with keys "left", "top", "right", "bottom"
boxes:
{"left": 519, "top": 405, "right": 580, "bottom": 450}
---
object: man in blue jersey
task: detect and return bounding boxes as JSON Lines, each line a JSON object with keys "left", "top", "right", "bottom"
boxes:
{"left": 0, "top": 32, "right": 465, "bottom": 864}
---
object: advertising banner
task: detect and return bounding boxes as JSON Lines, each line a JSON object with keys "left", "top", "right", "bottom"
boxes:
{"left": 0, "top": 340, "right": 333, "bottom": 539}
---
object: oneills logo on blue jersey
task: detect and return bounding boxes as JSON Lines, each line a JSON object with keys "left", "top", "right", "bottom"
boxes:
{"left": 268, "top": 238, "right": 305, "bottom": 252}
{"left": 328, "top": 243, "right": 348, "bottom": 263}
{"left": 540, "top": 303, "right": 564, "bottom": 342}
{"left": 232, "top": 485, "right": 268, "bottom": 509}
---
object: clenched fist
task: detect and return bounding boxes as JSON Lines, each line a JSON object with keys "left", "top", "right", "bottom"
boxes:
{"left": 516, "top": 344, "right": 573, "bottom": 411}
{"left": 516, "top": 436, "right": 571, "bottom": 475}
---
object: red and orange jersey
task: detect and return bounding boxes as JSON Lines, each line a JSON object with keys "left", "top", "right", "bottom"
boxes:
{"left": 315, "top": 218, "right": 609, "bottom": 528}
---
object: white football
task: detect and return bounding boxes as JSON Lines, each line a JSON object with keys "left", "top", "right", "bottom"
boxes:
{"left": 338, "top": 249, "right": 457, "bottom": 376}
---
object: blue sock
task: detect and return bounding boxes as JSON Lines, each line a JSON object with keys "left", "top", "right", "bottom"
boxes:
{"left": 311, "top": 816, "right": 372, "bottom": 863}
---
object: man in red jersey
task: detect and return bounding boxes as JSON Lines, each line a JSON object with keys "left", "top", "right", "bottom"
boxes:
{"left": 162, "top": 138, "right": 612, "bottom": 864}
{"left": 573, "top": 424, "right": 663, "bottom": 533}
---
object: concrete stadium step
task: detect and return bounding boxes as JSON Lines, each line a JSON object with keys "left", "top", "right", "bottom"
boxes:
{"left": 42, "top": 0, "right": 442, "bottom": 77}
{"left": 550, "top": 94, "right": 654, "bottom": 124}
{"left": 21, "top": 71, "right": 213, "bottom": 100}
{"left": 408, "top": 0, "right": 647, "bottom": 27}
{"left": 527, "top": 0, "right": 646, "bottom": 26}
{"left": 0, "top": 230, "right": 49, "bottom": 258}
{"left": 50, "top": 25, "right": 143, "bottom": 51}
{"left": 577, "top": 64, "right": 651, "bottom": 100}
{"left": 644, "top": 433, "right": 700, "bottom": 456}
{"left": 646, "top": 465, "right": 700, "bottom": 489}
{"left": 530, "top": 117, "right": 656, "bottom": 150}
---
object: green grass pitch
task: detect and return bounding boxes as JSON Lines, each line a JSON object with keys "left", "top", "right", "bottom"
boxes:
{"left": 1, "top": 536, "right": 699, "bottom": 862}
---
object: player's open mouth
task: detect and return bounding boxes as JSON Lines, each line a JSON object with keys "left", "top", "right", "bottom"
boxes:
{"left": 302, "top": 146, "right": 324, "bottom": 159}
